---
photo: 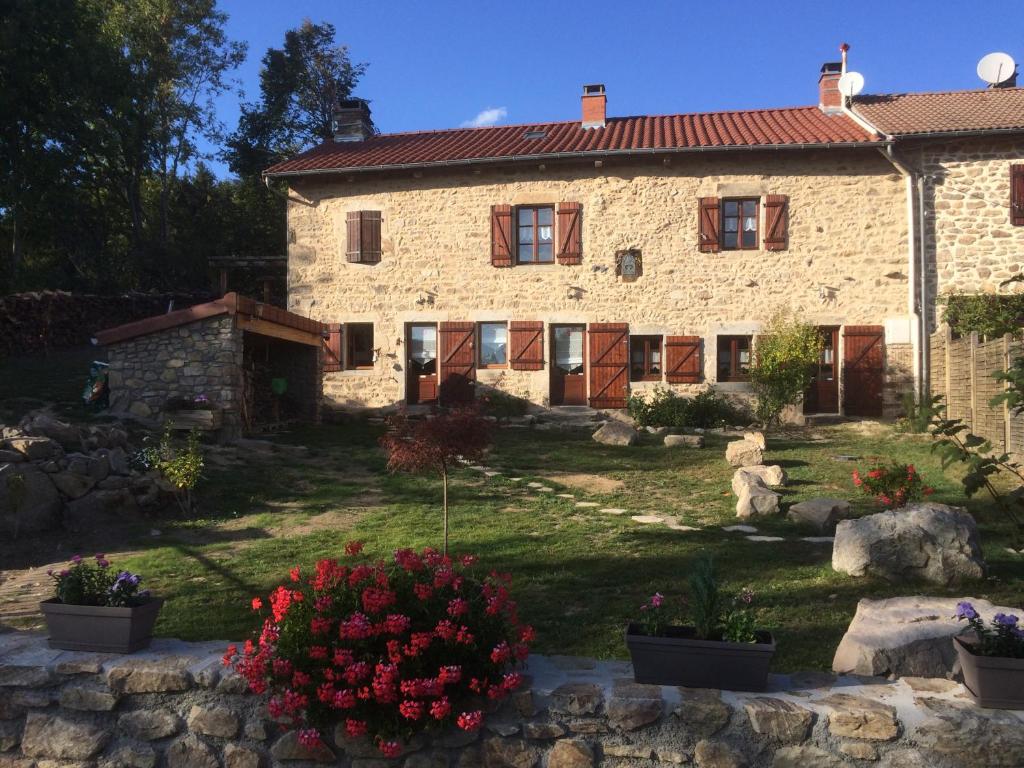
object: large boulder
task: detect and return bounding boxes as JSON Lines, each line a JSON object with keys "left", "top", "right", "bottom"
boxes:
{"left": 731, "top": 466, "right": 786, "bottom": 496}
{"left": 5, "top": 435, "right": 62, "bottom": 461}
{"left": 832, "top": 503, "right": 985, "bottom": 585}
{"left": 833, "top": 596, "right": 1020, "bottom": 678}
{"left": 743, "top": 431, "right": 767, "bottom": 450}
{"left": 0, "top": 463, "right": 62, "bottom": 535}
{"left": 788, "top": 498, "right": 851, "bottom": 533}
{"left": 592, "top": 421, "right": 639, "bottom": 447}
{"left": 20, "top": 411, "right": 83, "bottom": 450}
{"left": 737, "top": 482, "right": 781, "bottom": 518}
{"left": 725, "top": 439, "right": 763, "bottom": 467}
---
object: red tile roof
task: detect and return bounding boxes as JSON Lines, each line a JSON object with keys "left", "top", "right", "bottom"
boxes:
{"left": 852, "top": 88, "right": 1024, "bottom": 137}
{"left": 265, "top": 106, "right": 878, "bottom": 177}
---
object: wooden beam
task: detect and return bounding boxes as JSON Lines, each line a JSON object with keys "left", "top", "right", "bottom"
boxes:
{"left": 236, "top": 315, "right": 323, "bottom": 347}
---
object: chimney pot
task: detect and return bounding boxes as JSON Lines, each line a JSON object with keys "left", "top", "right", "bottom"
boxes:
{"left": 333, "top": 99, "right": 374, "bottom": 142}
{"left": 818, "top": 62, "right": 843, "bottom": 114}
{"left": 581, "top": 84, "right": 606, "bottom": 129}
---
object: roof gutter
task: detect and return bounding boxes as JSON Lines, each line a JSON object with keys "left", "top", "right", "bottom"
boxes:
{"left": 264, "top": 140, "right": 887, "bottom": 179}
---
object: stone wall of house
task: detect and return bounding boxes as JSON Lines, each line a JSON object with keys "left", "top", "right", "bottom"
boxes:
{"left": 105, "top": 315, "right": 243, "bottom": 427}
{"left": 918, "top": 135, "right": 1024, "bottom": 330}
{"left": 1, "top": 632, "right": 1020, "bottom": 768}
{"left": 286, "top": 149, "right": 913, "bottom": 415}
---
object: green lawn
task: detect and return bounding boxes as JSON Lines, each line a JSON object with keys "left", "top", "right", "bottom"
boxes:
{"left": 106, "top": 418, "right": 1024, "bottom": 673}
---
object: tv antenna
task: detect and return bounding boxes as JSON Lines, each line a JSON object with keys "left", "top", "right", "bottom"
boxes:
{"left": 976, "top": 52, "right": 1017, "bottom": 86}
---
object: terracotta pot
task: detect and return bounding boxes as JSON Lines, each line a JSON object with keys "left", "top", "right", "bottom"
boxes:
{"left": 625, "top": 623, "right": 775, "bottom": 691}
{"left": 40, "top": 597, "right": 164, "bottom": 654}
{"left": 954, "top": 634, "right": 1024, "bottom": 709}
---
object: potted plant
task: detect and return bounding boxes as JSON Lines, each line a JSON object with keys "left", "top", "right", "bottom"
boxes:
{"left": 625, "top": 556, "right": 775, "bottom": 691}
{"left": 40, "top": 554, "right": 162, "bottom": 653}
{"left": 953, "top": 601, "right": 1024, "bottom": 709}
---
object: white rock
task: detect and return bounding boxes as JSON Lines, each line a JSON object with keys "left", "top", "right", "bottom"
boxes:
{"left": 601, "top": 508, "right": 627, "bottom": 515}
{"left": 592, "top": 421, "right": 639, "bottom": 446}
{"left": 725, "top": 439, "right": 763, "bottom": 467}
{"left": 832, "top": 503, "right": 985, "bottom": 585}
{"left": 832, "top": 595, "right": 1021, "bottom": 678}
{"left": 732, "top": 465, "right": 786, "bottom": 493}
{"left": 631, "top": 515, "right": 665, "bottom": 524}
{"left": 743, "top": 431, "right": 767, "bottom": 450}
{"left": 664, "top": 434, "right": 704, "bottom": 448}
{"left": 575, "top": 502, "right": 599, "bottom": 508}
{"left": 736, "top": 483, "right": 780, "bottom": 518}
{"left": 746, "top": 535, "right": 785, "bottom": 542}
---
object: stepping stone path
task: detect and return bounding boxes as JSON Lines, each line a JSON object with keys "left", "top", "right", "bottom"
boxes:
{"left": 631, "top": 515, "right": 665, "bottom": 524}
{"left": 556, "top": 493, "right": 575, "bottom": 499}
{"left": 526, "top": 482, "right": 545, "bottom": 488}
{"left": 575, "top": 502, "right": 600, "bottom": 508}
{"left": 801, "top": 536, "right": 835, "bottom": 543}
{"left": 746, "top": 535, "right": 785, "bottom": 542}
{"left": 600, "top": 508, "right": 627, "bottom": 515}
{"left": 483, "top": 470, "right": 502, "bottom": 477}
{"left": 723, "top": 525, "right": 759, "bottom": 533}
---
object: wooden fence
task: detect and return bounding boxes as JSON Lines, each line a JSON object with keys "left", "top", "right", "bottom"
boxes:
{"left": 930, "top": 326, "right": 1024, "bottom": 456}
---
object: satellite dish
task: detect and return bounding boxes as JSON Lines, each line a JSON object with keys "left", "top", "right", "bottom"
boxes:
{"left": 977, "top": 52, "right": 1017, "bottom": 85}
{"left": 838, "top": 71, "right": 865, "bottom": 98}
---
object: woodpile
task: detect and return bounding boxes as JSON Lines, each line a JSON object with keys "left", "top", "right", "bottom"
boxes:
{"left": 0, "top": 290, "right": 215, "bottom": 357}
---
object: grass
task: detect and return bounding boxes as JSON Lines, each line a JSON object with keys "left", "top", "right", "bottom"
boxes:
{"left": 116, "top": 419, "right": 1023, "bottom": 673}
{"left": 3, "top": 348, "right": 1022, "bottom": 672}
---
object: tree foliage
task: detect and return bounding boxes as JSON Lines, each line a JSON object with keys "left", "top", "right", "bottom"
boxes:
{"left": 748, "top": 310, "right": 823, "bottom": 425}
{"left": 380, "top": 408, "right": 493, "bottom": 555}
{"left": 941, "top": 291, "right": 1024, "bottom": 339}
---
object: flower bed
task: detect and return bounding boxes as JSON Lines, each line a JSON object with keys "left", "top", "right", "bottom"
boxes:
{"left": 853, "top": 462, "right": 933, "bottom": 507}
{"left": 224, "top": 542, "right": 532, "bottom": 755}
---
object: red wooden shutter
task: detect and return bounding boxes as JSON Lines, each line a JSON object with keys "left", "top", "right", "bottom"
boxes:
{"left": 491, "top": 205, "right": 513, "bottom": 267}
{"left": 439, "top": 322, "right": 476, "bottom": 405}
{"left": 698, "top": 197, "right": 721, "bottom": 253}
{"left": 588, "top": 323, "right": 629, "bottom": 409}
{"left": 346, "top": 211, "right": 382, "bottom": 263}
{"left": 556, "top": 202, "right": 583, "bottom": 265}
{"left": 509, "top": 321, "right": 544, "bottom": 370}
{"left": 322, "top": 323, "right": 343, "bottom": 372}
{"left": 763, "top": 194, "right": 789, "bottom": 251}
{"left": 843, "top": 326, "right": 885, "bottom": 417}
{"left": 664, "top": 336, "right": 702, "bottom": 383}
{"left": 1011, "top": 165, "right": 1024, "bottom": 226}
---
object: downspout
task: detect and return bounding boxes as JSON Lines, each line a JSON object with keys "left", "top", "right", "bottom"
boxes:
{"left": 917, "top": 173, "right": 929, "bottom": 399}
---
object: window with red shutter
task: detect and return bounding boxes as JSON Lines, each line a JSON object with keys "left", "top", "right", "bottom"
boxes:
{"left": 509, "top": 321, "right": 544, "bottom": 370}
{"left": 763, "top": 194, "right": 789, "bottom": 250}
{"left": 665, "top": 336, "right": 703, "bottom": 383}
{"left": 698, "top": 198, "right": 721, "bottom": 253}
{"left": 322, "top": 324, "right": 343, "bottom": 372}
{"left": 490, "top": 205, "right": 513, "bottom": 267}
{"left": 346, "top": 211, "right": 381, "bottom": 263}
{"left": 1011, "top": 165, "right": 1024, "bottom": 227}
{"left": 556, "top": 202, "right": 583, "bottom": 265}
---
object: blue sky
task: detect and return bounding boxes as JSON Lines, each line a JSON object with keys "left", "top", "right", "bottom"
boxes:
{"left": 207, "top": 0, "right": 1024, "bottom": 176}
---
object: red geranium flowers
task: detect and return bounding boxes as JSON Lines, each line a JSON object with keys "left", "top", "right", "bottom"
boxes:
{"left": 225, "top": 543, "right": 531, "bottom": 755}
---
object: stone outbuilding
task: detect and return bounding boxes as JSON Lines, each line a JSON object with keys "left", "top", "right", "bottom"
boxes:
{"left": 95, "top": 293, "right": 325, "bottom": 437}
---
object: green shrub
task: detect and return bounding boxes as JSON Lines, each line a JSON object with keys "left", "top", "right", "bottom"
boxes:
{"left": 748, "top": 310, "right": 823, "bottom": 425}
{"left": 479, "top": 390, "right": 529, "bottom": 423}
{"left": 626, "top": 386, "right": 746, "bottom": 429}
{"left": 895, "top": 391, "right": 944, "bottom": 433}
{"left": 941, "top": 291, "right": 1024, "bottom": 339}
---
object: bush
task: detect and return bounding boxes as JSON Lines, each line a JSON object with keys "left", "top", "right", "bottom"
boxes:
{"left": 852, "top": 461, "right": 933, "bottom": 507}
{"left": 626, "top": 386, "right": 745, "bottom": 429}
{"left": 226, "top": 544, "right": 532, "bottom": 756}
{"left": 895, "top": 391, "right": 944, "bottom": 434}
{"left": 748, "top": 310, "right": 823, "bottom": 425}
{"left": 479, "top": 390, "right": 529, "bottom": 423}
{"left": 48, "top": 554, "right": 148, "bottom": 607}
{"left": 941, "top": 292, "right": 1024, "bottom": 339}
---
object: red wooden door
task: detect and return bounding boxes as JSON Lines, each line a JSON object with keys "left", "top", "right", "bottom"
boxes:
{"left": 804, "top": 326, "right": 839, "bottom": 414}
{"left": 550, "top": 325, "right": 586, "bottom": 406}
{"left": 406, "top": 324, "right": 438, "bottom": 405}
{"left": 439, "top": 322, "right": 476, "bottom": 405}
{"left": 588, "top": 323, "right": 629, "bottom": 409}
{"left": 843, "top": 326, "right": 885, "bottom": 417}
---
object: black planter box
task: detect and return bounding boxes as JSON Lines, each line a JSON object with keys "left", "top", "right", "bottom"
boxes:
{"left": 625, "top": 623, "right": 776, "bottom": 691}
{"left": 954, "top": 635, "right": 1024, "bottom": 710}
{"left": 40, "top": 597, "right": 164, "bottom": 653}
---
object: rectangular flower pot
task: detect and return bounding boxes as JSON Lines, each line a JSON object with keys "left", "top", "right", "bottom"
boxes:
{"left": 40, "top": 597, "right": 164, "bottom": 654}
{"left": 954, "top": 635, "right": 1024, "bottom": 709}
{"left": 626, "top": 623, "right": 775, "bottom": 691}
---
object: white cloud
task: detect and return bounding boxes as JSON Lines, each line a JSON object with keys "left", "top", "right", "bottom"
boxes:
{"left": 460, "top": 107, "right": 508, "bottom": 128}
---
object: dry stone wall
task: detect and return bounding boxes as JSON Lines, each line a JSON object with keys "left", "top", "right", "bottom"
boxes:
{"left": 286, "top": 150, "right": 912, "bottom": 414}
{"left": 2, "top": 632, "right": 1022, "bottom": 768}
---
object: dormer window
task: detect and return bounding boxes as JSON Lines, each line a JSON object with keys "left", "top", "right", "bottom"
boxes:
{"left": 516, "top": 206, "right": 554, "bottom": 264}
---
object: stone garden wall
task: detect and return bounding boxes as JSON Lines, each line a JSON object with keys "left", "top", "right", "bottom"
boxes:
{"left": 2, "top": 632, "right": 1022, "bottom": 768}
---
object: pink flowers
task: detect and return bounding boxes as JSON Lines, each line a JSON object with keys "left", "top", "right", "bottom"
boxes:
{"left": 854, "top": 462, "right": 932, "bottom": 508}
{"left": 457, "top": 710, "right": 483, "bottom": 731}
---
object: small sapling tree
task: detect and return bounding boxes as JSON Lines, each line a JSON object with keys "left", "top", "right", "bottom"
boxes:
{"left": 748, "top": 309, "right": 823, "bottom": 425}
{"left": 380, "top": 406, "right": 493, "bottom": 554}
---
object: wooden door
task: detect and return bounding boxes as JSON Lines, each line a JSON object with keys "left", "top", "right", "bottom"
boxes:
{"left": 439, "top": 322, "right": 476, "bottom": 405}
{"left": 550, "top": 325, "right": 587, "bottom": 405}
{"left": 588, "top": 323, "right": 629, "bottom": 409}
{"left": 804, "top": 326, "right": 839, "bottom": 414}
{"left": 843, "top": 326, "right": 885, "bottom": 417}
{"left": 406, "top": 323, "right": 438, "bottom": 405}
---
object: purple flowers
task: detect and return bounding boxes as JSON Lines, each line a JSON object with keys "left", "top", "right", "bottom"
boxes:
{"left": 956, "top": 601, "right": 1024, "bottom": 659}
{"left": 49, "top": 556, "right": 149, "bottom": 608}
{"left": 994, "top": 613, "right": 1020, "bottom": 627}
{"left": 955, "top": 601, "right": 979, "bottom": 620}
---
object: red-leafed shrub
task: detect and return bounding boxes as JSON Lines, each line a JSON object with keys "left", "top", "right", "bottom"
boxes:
{"left": 224, "top": 543, "right": 532, "bottom": 756}
{"left": 380, "top": 406, "right": 493, "bottom": 554}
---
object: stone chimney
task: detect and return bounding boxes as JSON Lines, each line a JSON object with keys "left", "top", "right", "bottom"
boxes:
{"left": 818, "top": 62, "right": 843, "bottom": 114}
{"left": 333, "top": 99, "right": 374, "bottom": 142}
{"left": 581, "top": 84, "right": 606, "bottom": 129}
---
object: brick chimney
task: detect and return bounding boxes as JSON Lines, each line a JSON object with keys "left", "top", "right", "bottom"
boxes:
{"left": 818, "top": 62, "right": 843, "bottom": 114}
{"left": 581, "top": 84, "right": 606, "bottom": 129}
{"left": 333, "top": 99, "right": 374, "bottom": 142}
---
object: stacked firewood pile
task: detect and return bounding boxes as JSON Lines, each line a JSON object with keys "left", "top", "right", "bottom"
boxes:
{"left": 0, "top": 290, "right": 215, "bottom": 357}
